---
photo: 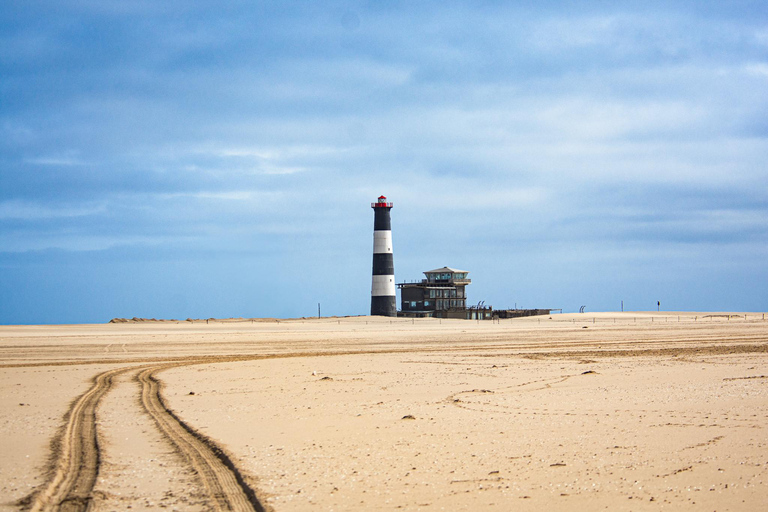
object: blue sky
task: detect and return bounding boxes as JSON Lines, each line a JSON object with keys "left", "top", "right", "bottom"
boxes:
{"left": 1, "top": 1, "right": 767, "bottom": 324}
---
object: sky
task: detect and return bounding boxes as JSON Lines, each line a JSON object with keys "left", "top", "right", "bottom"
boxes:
{"left": 1, "top": 1, "right": 767, "bottom": 324}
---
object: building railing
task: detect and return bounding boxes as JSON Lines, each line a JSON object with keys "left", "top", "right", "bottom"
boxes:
{"left": 397, "top": 279, "right": 471, "bottom": 286}
{"left": 371, "top": 202, "right": 393, "bottom": 208}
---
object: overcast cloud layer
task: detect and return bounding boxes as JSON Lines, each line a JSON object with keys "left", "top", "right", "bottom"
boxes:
{"left": 1, "top": 1, "right": 767, "bottom": 324}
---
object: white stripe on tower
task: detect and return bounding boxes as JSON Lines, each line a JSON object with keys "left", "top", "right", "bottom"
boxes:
{"left": 371, "top": 195, "right": 396, "bottom": 317}
{"left": 373, "top": 231, "right": 392, "bottom": 254}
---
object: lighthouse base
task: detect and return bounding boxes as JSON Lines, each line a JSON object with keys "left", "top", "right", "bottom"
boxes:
{"left": 370, "top": 296, "right": 397, "bottom": 317}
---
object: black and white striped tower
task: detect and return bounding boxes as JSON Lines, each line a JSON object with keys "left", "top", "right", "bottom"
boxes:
{"left": 371, "top": 195, "right": 396, "bottom": 317}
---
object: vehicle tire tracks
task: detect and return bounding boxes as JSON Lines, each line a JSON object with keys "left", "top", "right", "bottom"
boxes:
{"left": 27, "top": 363, "right": 266, "bottom": 512}
{"left": 138, "top": 366, "right": 265, "bottom": 512}
{"left": 29, "top": 367, "right": 130, "bottom": 512}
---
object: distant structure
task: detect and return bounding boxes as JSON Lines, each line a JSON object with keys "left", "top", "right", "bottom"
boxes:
{"left": 398, "top": 266, "right": 552, "bottom": 319}
{"left": 398, "top": 267, "right": 471, "bottom": 317}
{"left": 370, "top": 195, "right": 396, "bottom": 316}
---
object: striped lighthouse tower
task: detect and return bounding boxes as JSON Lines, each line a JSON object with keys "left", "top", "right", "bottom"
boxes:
{"left": 371, "top": 195, "right": 397, "bottom": 317}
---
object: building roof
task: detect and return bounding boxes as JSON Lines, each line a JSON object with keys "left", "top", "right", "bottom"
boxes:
{"left": 424, "top": 266, "right": 469, "bottom": 274}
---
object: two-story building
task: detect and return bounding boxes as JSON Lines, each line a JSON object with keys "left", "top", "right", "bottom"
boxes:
{"left": 397, "top": 267, "right": 471, "bottom": 318}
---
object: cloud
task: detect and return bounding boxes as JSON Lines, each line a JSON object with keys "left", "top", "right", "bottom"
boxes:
{"left": 23, "top": 156, "right": 88, "bottom": 166}
{"left": 0, "top": 200, "right": 106, "bottom": 220}
{"left": 745, "top": 62, "right": 768, "bottom": 77}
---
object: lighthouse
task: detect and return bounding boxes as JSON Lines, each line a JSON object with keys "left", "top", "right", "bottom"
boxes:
{"left": 371, "top": 195, "right": 397, "bottom": 316}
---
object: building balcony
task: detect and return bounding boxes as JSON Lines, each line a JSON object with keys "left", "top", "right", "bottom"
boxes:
{"left": 422, "top": 278, "right": 471, "bottom": 285}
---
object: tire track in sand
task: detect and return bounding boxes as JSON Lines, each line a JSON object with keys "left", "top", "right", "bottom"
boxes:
{"left": 29, "top": 367, "right": 130, "bottom": 512}
{"left": 138, "top": 366, "right": 265, "bottom": 512}
{"left": 28, "top": 364, "right": 265, "bottom": 512}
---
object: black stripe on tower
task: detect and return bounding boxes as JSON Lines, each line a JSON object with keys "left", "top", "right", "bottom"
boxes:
{"left": 373, "top": 208, "right": 391, "bottom": 231}
{"left": 371, "top": 295, "right": 396, "bottom": 316}
{"left": 372, "top": 253, "right": 394, "bottom": 275}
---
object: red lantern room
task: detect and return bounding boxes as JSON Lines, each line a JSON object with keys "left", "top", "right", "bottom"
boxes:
{"left": 372, "top": 195, "right": 393, "bottom": 208}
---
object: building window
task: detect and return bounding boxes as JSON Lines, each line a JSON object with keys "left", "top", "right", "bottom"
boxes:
{"left": 424, "top": 300, "right": 430, "bottom": 307}
{"left": 437, "top": 299, "right": 443, "bottom": 309}
{"left": 410, "top": 301, "right": 417, "bottom": 308}
{"left": 429, "top": 289, "right": 435, "bottom": 298}
{"left": 450, "top": 289, "right": 456, "bottom": 297}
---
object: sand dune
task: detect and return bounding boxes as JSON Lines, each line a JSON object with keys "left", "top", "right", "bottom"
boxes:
{"left": 1, "top": 312, "right": 766, "bottom": 511}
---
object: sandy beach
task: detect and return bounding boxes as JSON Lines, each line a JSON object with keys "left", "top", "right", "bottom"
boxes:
{"left": 1, "top": 312, "right": 767, "bottom": 511}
